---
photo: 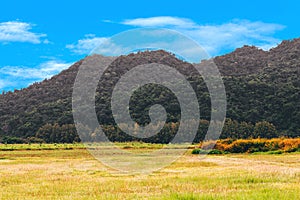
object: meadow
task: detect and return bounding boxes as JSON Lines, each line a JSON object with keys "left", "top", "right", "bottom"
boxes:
{"left": 0, "top": 143, "right": 299, "bottom": 199}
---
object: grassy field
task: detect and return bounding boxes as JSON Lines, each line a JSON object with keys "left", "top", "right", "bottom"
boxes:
{"left": 0, "top": 144, "right": 299, "bottom": 199}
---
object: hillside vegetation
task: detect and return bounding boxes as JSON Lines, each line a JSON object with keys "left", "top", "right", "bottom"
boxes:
{"left": 0, "top": 38, "right": 299, "bottom": 143}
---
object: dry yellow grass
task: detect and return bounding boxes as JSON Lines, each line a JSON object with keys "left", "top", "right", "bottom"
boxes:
{"left": 0, "top": 145, "right": 299, "bottom": 199}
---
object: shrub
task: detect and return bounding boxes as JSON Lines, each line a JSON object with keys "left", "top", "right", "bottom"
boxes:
{"left": 192, "top": 148, "right": 224, "bottom": 154}
{"left": 191, "top": 149, "right": 207, "bottom": 154}
{"left": 1, "top": 136, "right": 26, "bottom": 144}
{"left": 208, "top": 149, "right": 224, "bottom": 155}
{"left": 199, "top": 138, "right": 300, "bottom": 153}
{"left": 253, "top": 121, "right": 277, "bottom": 139}
{"left": 25, "top": 137, "right": 44, "bottom": 144}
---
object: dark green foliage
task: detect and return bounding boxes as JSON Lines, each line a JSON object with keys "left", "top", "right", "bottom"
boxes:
{"left": 35, "top": 123, "right": 80, "bottom": 143}
{"left": 191, "top": 148, "right": 224, "bottom": 155}
{"left": 1, "top": 136, "right": 26, "bottom": 144}
{"left": 191, "top": 148, "right": 207, "bottom": 154}
{"left": 208, "top": 149, "right": 224, "bottom": 154}
{"left": 253, "top": 121, "right": 277, "bottom": 139}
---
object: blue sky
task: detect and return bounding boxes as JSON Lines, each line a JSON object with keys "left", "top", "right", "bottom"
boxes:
{"left": 0, "top": 0, "right": 298, "bottom": 91}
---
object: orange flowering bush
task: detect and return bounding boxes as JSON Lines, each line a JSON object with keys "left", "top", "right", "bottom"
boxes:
{"left": 200, "top": 138, "right": 300, "bottom": 153}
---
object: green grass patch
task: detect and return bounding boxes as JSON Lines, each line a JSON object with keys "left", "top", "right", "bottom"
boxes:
{"left": 0, "top": 143, "right": 86, "bottom": 151}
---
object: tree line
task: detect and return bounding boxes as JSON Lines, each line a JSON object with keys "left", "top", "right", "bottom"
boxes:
{"left": 1, "top": 119, "right": 278, "bottom": 144}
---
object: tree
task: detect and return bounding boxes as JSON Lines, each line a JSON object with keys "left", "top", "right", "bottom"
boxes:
{"left": 36, "top": 123, "right": 80, "bottom": 143}
{"left": 253, "top": 121, "right": 277, "bottom": 139}
{"left": 238, "top": 121, "right": 254, "bottom": 139}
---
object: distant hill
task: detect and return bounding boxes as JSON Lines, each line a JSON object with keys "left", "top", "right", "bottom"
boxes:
{"left": 0, "top": 38, "right": 299, "bottom": 143}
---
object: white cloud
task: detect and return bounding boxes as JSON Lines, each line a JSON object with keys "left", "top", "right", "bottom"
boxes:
{"left": 0, "top": 80, "right": 7, "bottom": 89}
{"left": 122, "top": 16, "right": 197, "bottom": 28}
{"left": 0, "top": 60, "right": 73, "bottom": 91}
{"left": 0, "top": 21, "right": 47, "bottom": 44}
{"left": 66, "top": 34, "right": 127, "bottom": 55}
{"left": 0, "top": 60, "right": 73, "bottom": 90}
{"left": 102, "top": 19, "right": 114, "bottom": 23}
{"left": 66, "top": 34, "right": 109, "bottom": 54}
{"left": 0, "top": 60, "right": 72, "bottom": 80}
{"left": 120, "top": 17, "right": 285, "bottom": 56}
{"left": 69, "top": 17, "right": 285, "bottom": 59}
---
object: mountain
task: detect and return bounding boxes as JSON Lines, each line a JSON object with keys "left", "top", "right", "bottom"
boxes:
{"left": 0, "top": 38, "right": 299, "bottom": 143}
{"left": 213, "top": 39, "right": 300, "bottom": 135}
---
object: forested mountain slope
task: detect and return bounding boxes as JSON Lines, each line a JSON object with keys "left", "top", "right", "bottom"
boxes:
{"left": 0, "top": 38, "right": 299, "bottom": 143}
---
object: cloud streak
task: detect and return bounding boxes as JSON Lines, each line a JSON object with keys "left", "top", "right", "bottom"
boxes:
{"left": 0, "top": 60, "right": 72, "bottom": 90}
{"left": 121, "top": 17, "right": 285, "bottom": 55}
{"left": 66, "top": 34, "right": 109, "bottom": 54}
{"left": 122, "top": 16, "right": 197, "bottom": 28}
{"left": 0, "top": 21, "right": 47, "bottom": 44}
{"left": 68, "top": 16, "right": 285, "bottom": 58}
{"left": 0, "top": 60, "right": 72, "bottom": 79}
